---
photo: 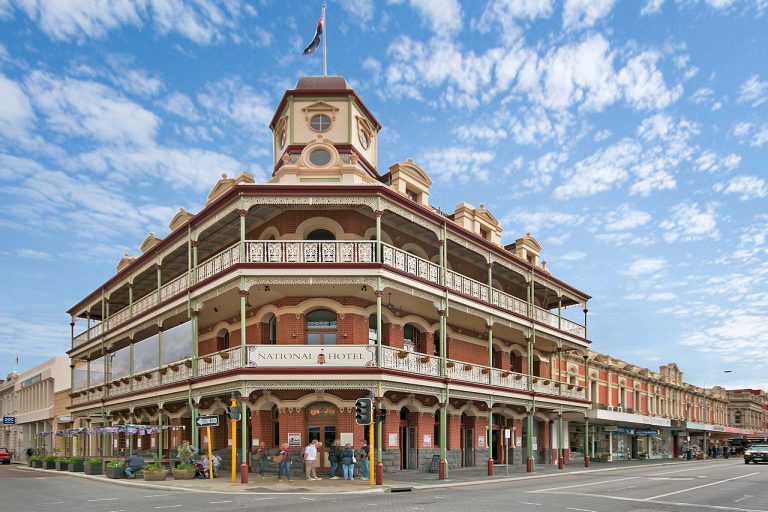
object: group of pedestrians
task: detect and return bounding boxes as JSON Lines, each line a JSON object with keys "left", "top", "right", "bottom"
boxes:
{"left": 252, "top": 439, "right": 371, "bottom": 482}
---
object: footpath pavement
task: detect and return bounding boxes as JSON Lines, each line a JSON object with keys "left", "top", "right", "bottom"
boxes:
{"left": 14, "top": 457, "right": 732, "bottom": 495}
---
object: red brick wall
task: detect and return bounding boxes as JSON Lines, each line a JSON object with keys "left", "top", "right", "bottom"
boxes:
{"left": 278, "top": 409, "right": 304, "bottom": 446}
{"left": 337, "top": 313, "right": 369, "bottom": 345}
{"left": 416, "top": 412, "right": 435, "bottom": 449}
{"left": 337, "top": 409, "right": 365, "bottom": 445}
{"left": 539, "top": 420, "right": 550, "bottom": 450}
{"left": 383, "top": 323, "right": 404, "bottom": 348}
{"left": 447, "top": 338, "right": 486, "bottom": 365}
{"left": 447, "top": 414, "right": 461, "bottom": 449}
{"left": 382, "top": 409, "right": 400, "bottom": 448}
{"left": 277, "top": 313, "right": 305, "bottom": 344}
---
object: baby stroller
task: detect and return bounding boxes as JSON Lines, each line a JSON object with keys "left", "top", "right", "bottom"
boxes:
{"left": 193, "top": 460, "right": 208, "bottom": 479}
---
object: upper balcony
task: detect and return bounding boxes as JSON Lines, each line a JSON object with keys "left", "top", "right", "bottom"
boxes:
{"left": 70, "top": 237, "right": 587, "bottom": 351}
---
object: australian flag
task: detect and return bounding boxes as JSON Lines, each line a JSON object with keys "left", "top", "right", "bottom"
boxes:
{"left": 302, "top": 9, "right": 324, "bottom": 55}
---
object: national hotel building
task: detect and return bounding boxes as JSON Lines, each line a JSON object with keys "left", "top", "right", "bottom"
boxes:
{"left": 66, "top": 77, "right": 730, "bottom": 477}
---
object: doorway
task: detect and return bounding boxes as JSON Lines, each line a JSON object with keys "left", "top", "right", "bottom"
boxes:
{"left": 462, "top": 427, "right": 474, "bottom": 467}
{"left": 399, "top": 426, "right": 417, "bottom": 470}
{"left": 306, "top": 425, "right": 336, "bottom": 473}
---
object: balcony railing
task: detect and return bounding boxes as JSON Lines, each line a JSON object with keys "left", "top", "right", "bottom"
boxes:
{"left": 72, "top": 238, "right": 585, "bottom": 349}
{"left": 246, "top": 240, "right": 376, "bottom": 264}
{"left": 69, "top": 345, "right": 585, "bottom": 407}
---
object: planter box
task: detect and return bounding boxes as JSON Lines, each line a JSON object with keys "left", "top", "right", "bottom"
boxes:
{"left": 68, "top": 462, "right": 84, "bottom": 472}
{"left": 42, "top": 461, "right": 56, "bottom": 470}
{"left": 56, "top": 461, "right": 69, "bottom": 471}
{"left": 84, "top": 464, "right": 102, "bottom": 475}
{"left": 29, "top": 460, "right": 41, "bottom": 468}
{"left": 143, "top": 470, "right": 167, "bottom": 481}
{"left": 172, "top": 469, "right": 196, "bottom": 480}
{"left": 105, "top": 467, "right": 126, "bottom": 479}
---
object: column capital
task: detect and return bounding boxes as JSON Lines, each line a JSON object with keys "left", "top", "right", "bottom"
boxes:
{"left": 374, "top": 290, "right": 384, "bottom": 298}
{"left": 191, "top": 240, "right": 200, "bottom": 248}
{"left": 237, "top": 209, "right": 248, "bottom": 218}
{"left": 191, "top": 309, "right": 201, "bottom": 317}
{"left": 238, "top": 289, "right": 249, "bottom": 297}
{"left": 155, "top": 263, "right": 162, "bottom": 271}
{"left": 374, "top": 210, "right": 383, "bottom": 218}
{"left": 437, "top": 309, "right": 445, "bottom": 316}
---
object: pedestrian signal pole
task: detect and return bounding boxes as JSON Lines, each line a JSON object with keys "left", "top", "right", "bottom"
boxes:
{"left": 229, "top": 399, "right": 239, "bottom": 483}
{"left": 207, "top": 426, "right": 213, "bottom": 480}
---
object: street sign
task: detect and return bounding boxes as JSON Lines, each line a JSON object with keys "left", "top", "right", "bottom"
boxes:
{"left": 3, "top": 417, "right": 15, "bottom": 425}
{"left": 196, "top": 415, "right": 219, "bottom": 427}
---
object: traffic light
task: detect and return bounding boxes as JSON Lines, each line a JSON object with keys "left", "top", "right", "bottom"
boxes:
{"left": 226, "top": 405, "right": 241, "bottom": 421}
{"left": 355, "top": 397, "right": 372, "bottom": 425}
{"left": 375, "top": 407, "right": 386, "bottom": 423}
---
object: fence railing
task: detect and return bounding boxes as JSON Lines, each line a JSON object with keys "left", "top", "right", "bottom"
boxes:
{"left": 446, "top": 271, "right": 489, "bottom": 302}
{"left": 246, "top": 240, "right": 376, "bottom": 264}
{"left": 381, "top": 243, "right": 440, "bottom": 285}
{"left": 380, "top": 346, "right": 440, "bottom": 376}
{"left": 197, "top": 243, "right": 240, "bottom": 282}
{"left": 198, "top": 347, "right": 242, "bottom": 377}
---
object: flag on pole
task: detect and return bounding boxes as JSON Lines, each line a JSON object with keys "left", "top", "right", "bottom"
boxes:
{"left": 302, "top": 8, "right": 324, "bottom": 56}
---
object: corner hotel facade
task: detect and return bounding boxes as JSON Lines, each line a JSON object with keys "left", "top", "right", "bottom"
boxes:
{"left": 66, "top": 77, "right": 729, "bottom": 477}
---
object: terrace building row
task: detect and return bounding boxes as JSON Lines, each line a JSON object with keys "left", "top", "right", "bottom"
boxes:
{"left": 62, "top": 77, "right": 758, "bottom": 478}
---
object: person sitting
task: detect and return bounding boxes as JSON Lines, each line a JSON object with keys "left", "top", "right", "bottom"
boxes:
{"left": 124, "top": 454, "right": 145, "bottom": 479}
{"left": 193, "top": 459, "right": 206, "bottom": 479}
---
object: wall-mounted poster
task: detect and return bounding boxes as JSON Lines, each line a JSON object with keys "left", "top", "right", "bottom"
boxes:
{"left": 288, "top": 433, "right": 302, "bottom": 446}
{"left": 423, "top": 434, "right": 432, "bottom": 447}
{"left": 477, "top": 435, "right": 485, "bottom": 448}
{"left": 388, "top": 433, "right": 398, "bottom": 447}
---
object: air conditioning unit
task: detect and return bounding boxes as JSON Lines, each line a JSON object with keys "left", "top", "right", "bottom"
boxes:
{"left": 617, "top": 406, "right": 624, "bottom": 413}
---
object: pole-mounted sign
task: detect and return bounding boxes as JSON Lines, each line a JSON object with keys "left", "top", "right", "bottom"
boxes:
{"left": 195, "top": 415, "right": 219, "bottom": 428}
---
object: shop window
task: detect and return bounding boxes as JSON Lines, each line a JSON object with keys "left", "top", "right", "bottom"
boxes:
{"left": 306, "top": 309, "right": 337, "bottom": 345}
{"left": 403, "top": 324, "right": 420, "bottom": 352}
{"left": 368, "top": 315, "right": 377, "bottom": 345}
{"left": 271, "top": 405, "right": 280, "bottom": 446}
{"left": 307, "top": 229, "right": 335, "bottom": 240}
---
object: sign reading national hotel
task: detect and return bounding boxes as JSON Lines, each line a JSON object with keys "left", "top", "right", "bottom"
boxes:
{"left": 247, "top": 346, "right": 376, "bottom": 368}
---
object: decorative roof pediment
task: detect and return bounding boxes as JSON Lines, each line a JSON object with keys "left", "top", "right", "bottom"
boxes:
{"left": 205, "top": 172, "right": 255, "bottom": 206}
{"left": 476, "top": 204, "right": 500, "bottom": 229}
{"left": 301, "top": 101, "right": 339, "bottom": 120}
{"left": 388, "top": 159, "right": 432, "bottom": 188}
{"left": 169, "top": 208, "right": 195, "bottom": 232}
{"left": 116, "top": 253, "right": 139, "bottom": 273}
{"left": 140, "top": 232, "right": 162, "bottom": 253}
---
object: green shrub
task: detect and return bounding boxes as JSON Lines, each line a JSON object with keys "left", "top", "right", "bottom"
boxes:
{"left": 30, "top": 456, "right": 42, "bottom": 462}
{"left": 143, "top": 463, "right": 166, "bottom": 472}
{"left": 175, "top": 463, "right": 194, "bottom": 470}
{"left": 68, "top": 457, "right": 84, "bottom": 464}
{"left": 86, "top": 459, "right": 101, "bottom": 465}
{"left": 44, "top": 456, "right": 56, "bottom": 462}
{"left": 106, "top": 460, "right": 124, "bottom": 468}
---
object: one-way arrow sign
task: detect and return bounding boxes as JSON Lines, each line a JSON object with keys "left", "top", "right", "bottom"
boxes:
{"left": 196, "top": 415, "right": 219, "bottom": 427}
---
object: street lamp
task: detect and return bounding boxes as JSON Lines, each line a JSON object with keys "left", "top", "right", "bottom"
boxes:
{"left": 702, "top": 370, "right": 732, "bottom": 458}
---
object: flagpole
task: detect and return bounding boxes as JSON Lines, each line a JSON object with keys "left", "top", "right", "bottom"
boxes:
{"left": 322, "top": 4, "right": 327, "bottom": 77}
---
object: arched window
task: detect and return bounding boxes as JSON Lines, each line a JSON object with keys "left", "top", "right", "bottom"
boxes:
{"left": 306, "top": 309, "right": 336, "bottom": 345}
{"left": 307, "top": 229, "right": 335, "bottom": 241}
{"left": 216, "top": 329, "right": 229, "bottom": 352}
{"left": 403, "top": 324, "right": 420, "bottom": 352}
{"left": 368, "top": 315, "right": 376, "bottom": 345}
{"left": 266, "top": 315, "right": 277, "bottom": 344}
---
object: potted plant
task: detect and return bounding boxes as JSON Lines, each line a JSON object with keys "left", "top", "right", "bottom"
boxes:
{"left": 515, "top": 374, "right": 523, "bottom": 380}
{"left": 67, "top": 457, "right": 85, "bottom": 472}
{"left": 463, "top": 364, "right": 473, "bottom": 371}
{"left": 28, "top": 455, "right": 41, "bottom": 468}
{"left": 142, "top": 462, "right": 167, "bottom": 481}
{"left": 543, "top": 379, "right": 551, "bottom": 385}
{"left": 397, "top": 350, "right": 408, "bottom": 359}
{"left": 169, "top": 363, "right": 179, "bottom": 371}
{"left": 202, "top": 356, "right": 213, "bottom": 364}
{"left": 481, "top": 367, "right": 491, "bottom": 375}
{"left": 42, "top": 456, "right": 56, "bottom": 470}
{"left": 184, "top": 360, "right": 192, "bottom": 368}
{"left": 501, "top": 371, "right": 510, "bottom": 378}
{"left": 84, "top": 459, "right": 102, "bottom": 475}
{"left": 446, "top": 361, "right": 456, "bottom": 368}
{"left": 172, "top": 463, "right": 196, "bottom": 480}
{"left": 420, "top": 355, "right": 431, "bottom": 363}
{"left": 105, "top": 460, "right": 125, "bottom": 479}
{"left": 220, "top": 351, "right": 230, "bottom": 360}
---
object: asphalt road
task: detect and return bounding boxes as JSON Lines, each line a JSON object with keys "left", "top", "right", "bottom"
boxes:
{"left": 2, "top": 460, "right": 767, "bottom": 512}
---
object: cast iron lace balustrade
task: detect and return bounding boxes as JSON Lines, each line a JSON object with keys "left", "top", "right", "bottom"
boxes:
{"left": 380, "top": 346, "right": 440, "bottom": 376}
{"left": 197, "top": 244, "right": 240, "bottom": 282}
{"left": 245, "top": 240, "right": 376, "bottom": 264}
{"left": 381, "top": 243, "right": 440, "bottom": 284}
{"left": 198, "top": 347, "right": 242, "bottom": 376}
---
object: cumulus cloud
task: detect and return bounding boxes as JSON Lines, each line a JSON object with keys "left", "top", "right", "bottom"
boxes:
{"left": 641, "top": 0, "right": 665, "bottom": 15}
{"left": 604, "top": 205, "right": 652, "bottom": 231}
{"left": 196, "top": 77, "right": 274, "bottom": 130}
{"left": 418, "top": 146, "right": 494, "bottom": 183}
{"left": 731, "top": 121, "right": 768, "bottom": 147}
{"left": 562, "top": 0, "right": 616, "bottom": 30}
{"left": 714, "top": 175, "right": 768, "bottom": 201}
{"left": 659, "top": 202, "right": 719, "bottom": 243}
{"left": 738, "top": 75, "right": 768, "bottom": 106}
{"left": 624, "top": 257, "right": 667, "bottom": 276}
{"left": 475, "top": 0, "right": 554, "bottom": 44}
{"left": 406, "top": 0, "right": 462, "bottom": 33}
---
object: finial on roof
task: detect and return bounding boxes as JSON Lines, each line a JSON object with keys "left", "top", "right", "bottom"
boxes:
{"left": 222, "top": 172, "right": 228, "bottom": 179}
{"left": 123, "top": 252, "right": 128, "bottom": 257}
{"left": 179, "top": 207, "right": 186, "bottom": 213}
{"left": 149, "top": 232, "right": 155, "bottom": 237}
{"left": 407, "top": 157, "right": 413, "bottom": 163}
{"left": 480, "top": 203, "right": 486, "bottom": 209}
{"left": 526, "top": 232, "right": 531, "bottom": 237}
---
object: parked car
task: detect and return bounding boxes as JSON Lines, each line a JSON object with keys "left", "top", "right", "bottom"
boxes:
{"left": 0, "top": 447, "right": 12, "bottom": 464}
{"left": 744, "top": 445, "right": 768, "bottom": 464}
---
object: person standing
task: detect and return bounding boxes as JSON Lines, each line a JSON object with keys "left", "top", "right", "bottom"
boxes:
{"left": 304, "top": 440, "right": 320, "bottom": 480}
{"left": 341, "top": 443, "right": 355, "bottom": 480}
{"left": 278, "top": 443, "right": 293, "bottom": 481}
{"left": 359, "top": 440, "right": 370, "bottom": 481}
{"left": 254, "top": 442, "right": 268, "bottom": 478}
{"left": 328, "top": 439, "right": 341, "bottom": 479}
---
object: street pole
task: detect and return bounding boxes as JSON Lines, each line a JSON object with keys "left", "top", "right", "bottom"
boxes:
{"left": 231, "top": 398, "right": 237, "bottom": 483}
{"left": 702, "top": 370, "right": 732, "bottom": 458}
{"left": 207, "top": 426, "right": 213, "bottom": 480}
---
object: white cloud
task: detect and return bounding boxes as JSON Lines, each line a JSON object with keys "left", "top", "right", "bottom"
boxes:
{"left": 522, "top": 151, "right": 568, "bottom": 191}
{"left": 196, "top": 78, "right": 279, "bottom": 130}
{"left": 560, "top": 251, "right": 586, "bottom": 261}
{"left": 714, "top": 175, "right": 768, "bottom": 201}
{"left": 507, "top": 106, "right": 574, "bottom": 145}
{"left": 732, "top": 122, "right": 768, "bottom": 147}
{"left": 562, "top": 0, "right": 616, "bottom": 30}
{"left": 13, "top": 0, "right": 252, "bottom": 45}
{"left": 407, "top": 0, "right": 462, "bottom": 33}
{"left": 659, "top": 202, "right": 719, "bottom": 243}
{"left": 161, "top": 91, "right": 200, "bottom": 121}
{"left": 0, "top": 310, "right": 69, "bottom": 360}
{"left": 624, "top": 257, "right": 667, "bottom": 276}
{"left": 593, "top": 129, "right": 611, "bottom": 142}
{"left": 732, "top": 216, "right": 768, "bottom": 263}
{"left": 502, "top": 209, "right": 586, "bottom": 233}
{"left": 475, "top": 0, "right": 554, "bottom": 44}
{"left": 340, "top": 0, "right": 375, "bottom": 25}
{"left": 738, "top": 75, "right": 768, "bottom": 106}
{"left": 604, "top": 205, "right": 652, "bottom": 231}
{"left": 695, "top": 150, "right": 741, "bottom": 173}
{"left": 617, "top": 51, "right": 683, "bottom": 110}
{"left": 0, "top": 73, "right": 36, "bottom": 141}
{"left": 553, "top": 139, "right": 638, "bottom": 199}
{"left": 418, "top": 146, "right": 494, "bottom": 184}
{"left": 641, "top": 0, "right": 665, "bottom": 15}
{"left": 648, "top": 292, "right": 676, "bottom": 301}
{"left": 25, "top": 71, "right": 159, "bottom": 147}
{"left": 105, "top": 54, "right": 164, "bottom": 97}
{"left": 15, "top": 248, "right": 53, "bottom": 260}
{"left": 453, "top": 125, "right": 507, "bottom": 145}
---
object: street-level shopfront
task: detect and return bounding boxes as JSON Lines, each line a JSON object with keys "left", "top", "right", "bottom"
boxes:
{"left": 581, "top": 409, "right": 672, "bottom": 462}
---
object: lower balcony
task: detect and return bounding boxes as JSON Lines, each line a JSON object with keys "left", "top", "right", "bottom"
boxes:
{"left": 70, "top": 344, "right": 586, "bottom": 406}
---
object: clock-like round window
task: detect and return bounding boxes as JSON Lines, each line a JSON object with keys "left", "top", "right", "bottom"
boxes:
{"left": 310, "top": 114, "right": 331, "bottom": 132}
{"left": 278, "top": 128, "right": 286, "bottom": 147}
{"left": 358, "top": 128, "right": 370, "bottom": 149}
{"left": 309, "top": 148, "right": 332, "bottom": 166}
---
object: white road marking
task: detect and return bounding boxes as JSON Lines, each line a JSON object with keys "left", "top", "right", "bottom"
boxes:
{"left": 88, "top": 498, "right": 118, "bottom": 502}
{"left": 519, "top": 502, "right": 541, "bottom": 506}
{"left": 531, "top": 476, "right": 639, "bottom": 493}
{"left": 209, "top": 501, "right": 232, "bottom": 504}
{"left": 300, "top": 497, "right": 316, "bottom": 501}
{"left": 648, "top": 477, "right": 695, "bottom": 481}
{"left": 42, "top": 502, "right": 65, "bottom": 505}
{"left": 144, "top": 494, "right": 169, "bottom": 498}
{"left": 605, "top": 485, "right": 637, "bottom": 491}
{"left": 155, "top": 506, "right": 182, "bottom": 510}
{"left": 567, "top": 508, "right": 598, "bottom": 512}
{"left": 734, "top": 495, "right": 754, "bottom": 503}
{"left": 547, "top": 491, "right": 768, "bottom": 512}
{"left": 252, "top": 497, "right": 276, "bottom": 501}
{"left": 644, "top": 472, "right": 759, "bottom": 501}
{"left": 652, "top": 463, "right": 737, "bottom": 475}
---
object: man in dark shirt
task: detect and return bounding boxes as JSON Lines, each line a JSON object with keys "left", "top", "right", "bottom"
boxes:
{"left": 125, "top": 454, "right": 145, "bottom": 479}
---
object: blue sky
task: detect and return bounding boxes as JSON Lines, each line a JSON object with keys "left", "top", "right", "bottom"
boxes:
{"left": 0, "top": 0, "right": 766, "bottom": 391}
